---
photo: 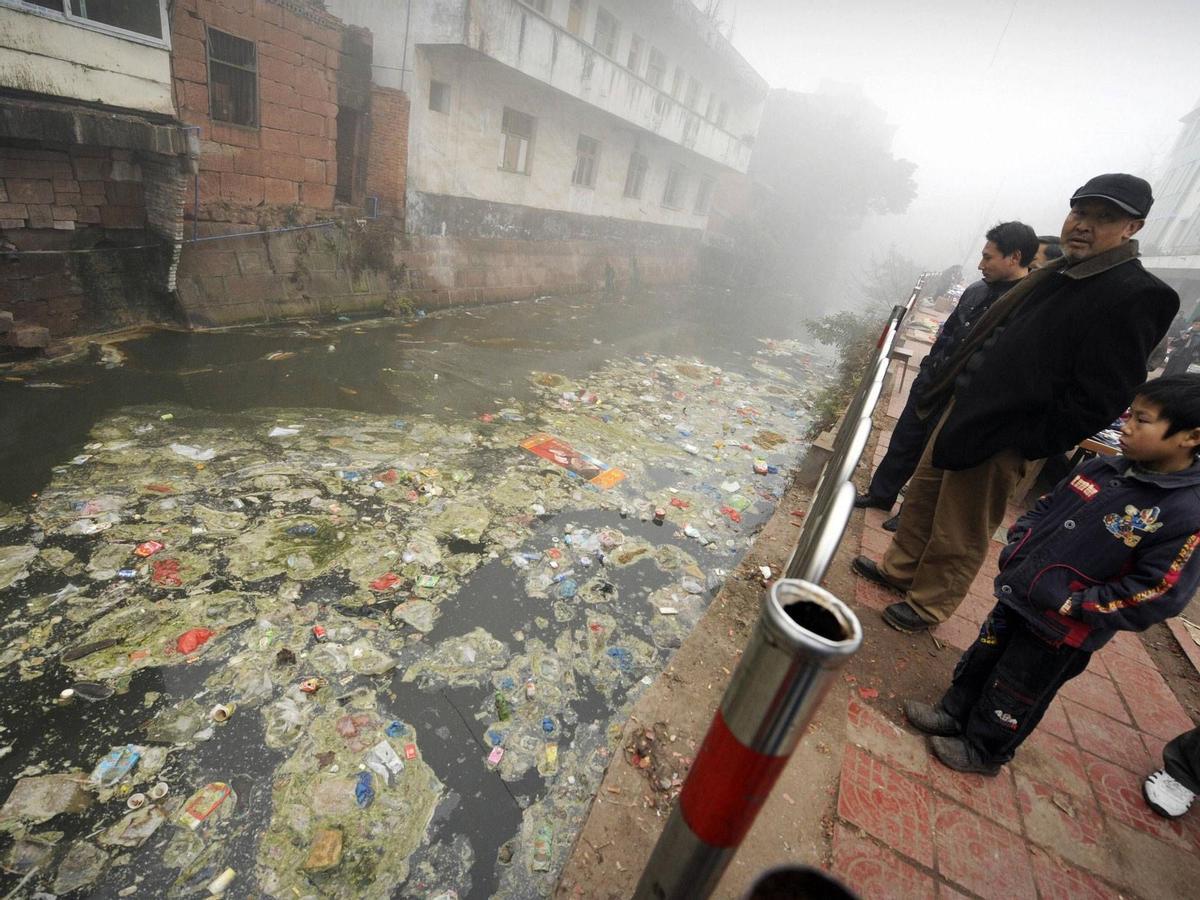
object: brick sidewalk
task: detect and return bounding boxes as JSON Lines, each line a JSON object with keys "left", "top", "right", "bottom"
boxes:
{"left": 830, "top": 364, "right": 1200, "bottom": 898}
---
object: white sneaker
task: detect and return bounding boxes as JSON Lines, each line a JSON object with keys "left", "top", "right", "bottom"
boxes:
{"left": 1143, "top": 770, "right": 1196, "bottom": 818}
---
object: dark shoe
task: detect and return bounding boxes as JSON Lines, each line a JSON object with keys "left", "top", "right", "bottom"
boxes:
{"left": 903, "top": 700, "right": 961, "bottom": 737}
{"left": 882, "top": 513, "right": 901, "bottom": 532}
{"left": 854, "top": 493, "right": 894, "bottom": 510}
{"left": 929, "top": 736, "right": 1002, "bottom": 776}
{"left": 851, "top": 556, "right": 906, "bottom": 593}
{"left": 882, "top": 601, "right": 933, "bottom": 633}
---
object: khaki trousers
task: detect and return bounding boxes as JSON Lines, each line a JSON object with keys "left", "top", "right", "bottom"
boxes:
{"left": 878, "top": 405, "right": 1028, "bottom": 624}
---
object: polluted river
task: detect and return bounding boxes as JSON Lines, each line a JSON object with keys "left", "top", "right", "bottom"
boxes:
{"left": 0, "top": 286, "right": 836, "bottom": 898}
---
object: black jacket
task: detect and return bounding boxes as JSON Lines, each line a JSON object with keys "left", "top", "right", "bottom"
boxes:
{"left": 995, "top": 455, "right": 1200, "bottom": 650}
{"left": 931, "top": 242, "right": 1178, "bottom": 470}
{"left": 920, "top": 277, "right": 1020, "bottom": 385}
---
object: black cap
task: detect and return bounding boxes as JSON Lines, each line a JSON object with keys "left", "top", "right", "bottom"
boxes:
{"left": 1070, "top": 173, "right": 1153, "bottom": 218}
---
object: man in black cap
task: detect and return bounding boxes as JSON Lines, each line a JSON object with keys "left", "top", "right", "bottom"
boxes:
{"left": 853, "top": 173, "right": 1179, "bottom": 637}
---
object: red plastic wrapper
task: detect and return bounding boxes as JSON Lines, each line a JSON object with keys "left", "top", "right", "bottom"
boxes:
{"left": 312, "top": 625, "right": 327, "bottom": 642}
{"left": 370, "top": 572, "right": 401, "bottom": 592}
{"left": 176, "top": 627, "right": 215, "bottom": 654}
{"left": 134, "top": 540, "right": 165, "bottom": 558}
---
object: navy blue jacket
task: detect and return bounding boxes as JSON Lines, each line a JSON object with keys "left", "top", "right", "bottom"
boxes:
{"left": 995, "top": 455, "right": 1200, "bottom": 650}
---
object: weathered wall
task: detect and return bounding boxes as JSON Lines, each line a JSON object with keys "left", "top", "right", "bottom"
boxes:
{"left": 410, "top": 46, "right": 723, "bottom": 233}
{"left": 0, "top": 141, "right": 183, "bottom": 338}
{"left": 173, "top": 220, "right": 701, "bottom": 327}
{"left": 365, "top": 86, "right": 410, "bottom": 221}
{"left": 171, "top": 0, "right": 346, "bottom": 226}
{"left": 0, "top": 6, "right": 174, "bottom": 116}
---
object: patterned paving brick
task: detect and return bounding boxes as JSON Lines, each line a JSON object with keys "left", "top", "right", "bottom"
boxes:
{"left": 845, "top": 695, "right": 928, "bottom": 777}
{"left": 861, "top": 526, "right": 892, "bottom": 557}
{"left": 1103, "top": 651, "right": 1195, "bottom": 741}
{"left": 927, "top": 762, "right": 1021, "bottom": 833}
{"left": 1040, "top": 697, "right": 1074, "bottom": 742}
{"left": 1099, "top": 630, "right": 1156, "bottom": 668}
{"left": 1016, "top": 773, "right": 1110, "bottom": 877}
{"left": 1028, "top": 845, "right": 1122, "bottom": 900}
{"left": 1012, "top": 725, "right": 1091, "bottom": 798}
{"left": 932, "top": 797, "right": 1036, "bottom": 900}
{"left": 838, "top": 744, "right": 934, "bottom": 867}
{"left": 1085, "top": 753, "right": 1194, "bottom": 851}
{"left": 854, "top": 577, "right": 900, "bottom": 612}
{"left": 830, "top": 823, "right": 937, "bottom": 900}
{"left": 1057, "top": 667, "right": 1131, "bottom": 724}
{"left": 932, "top": 614, "right": 978, "bottom": 652}
{"left": 1062, "top": 699, "right": 1153, "bottom": 774}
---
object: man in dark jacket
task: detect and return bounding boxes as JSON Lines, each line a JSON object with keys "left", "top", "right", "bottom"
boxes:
{"left": 855, "top": 222, "right": 1038, "bottom": 517}
{"left": 853, "top": 173, "right": 1180, "bottom": 633}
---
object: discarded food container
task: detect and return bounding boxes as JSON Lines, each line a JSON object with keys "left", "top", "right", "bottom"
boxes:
{"left": 312, "top": 625, "right": 328, "bottom": 642}
{"left": 71, "top": 681, "right": 115, "bottom": 702}
{"left": 89, "top": 745, "right": 142, "bottom": 787}
{"left": 149, "top": 782, "right": 169, "bottom": 801}
{"left": 404, "top": 743, "right": 417, "bottom": 760}
{"left": 126, "top": 792, "right": 146, "bottom": 810}
{"left": 487, "top": 746, "right": 505, "bottom": 767}
{"left": 58, "top": 688, "right": 75, "bottom": 703}
{"left": 210, "top": 703, "right": 235, "bottom": 723}
{"left": 207, "top": 867, "right": 236, "bottom": 895}
{"left": 178, "top": 782, "right": 232, "bottom": 831}
{"left": 134, "top": 540, "right": 164, "bottom": 558}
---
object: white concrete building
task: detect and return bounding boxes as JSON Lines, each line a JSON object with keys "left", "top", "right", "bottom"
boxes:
{"left": 1142, "top": 96, "right": 1200, "bottom": 314}
{"left": 326, "top": 0, "right": 768, "bottom": 239}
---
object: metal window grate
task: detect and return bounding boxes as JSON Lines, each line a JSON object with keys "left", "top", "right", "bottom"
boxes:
{"left": 70, "top": 0, "right": 162, "bottom": 39}
{"left": 593, "top": 8, "right": 618, "bottom": 58}
{"left": 208, "top": 27, "right": 257, "bottom": 127}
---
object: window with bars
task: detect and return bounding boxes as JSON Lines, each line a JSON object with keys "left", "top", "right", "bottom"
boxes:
{"left": 645, "top": 47, "right": 666, "bottom": 89}
{"left": 593, "top": 7, "right": 618, "bottom": 57}
{"left": 662, "top": 164, "right": 686, "bottom": 209}
{"left": 429, "top": 79, "right": 450, "bottom": 113}
{"left": 207, "top": 27, "right": 257, "bottom": 127}
{"left": 694, "top": 176, "right": 714, "bottom": 215}
{"left": 623, "top": 152, "right": 647, "bottom": 199}
{"left": 627, "top": 34, "right": 643, "bottom": 74}
{"left": 500, "top": 107, "right": 535, "bottom": 174}
{"left": 572, "top": 135, "right": 600, "bottom": 188}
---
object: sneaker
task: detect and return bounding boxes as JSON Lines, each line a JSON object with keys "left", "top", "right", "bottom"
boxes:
{"left": 1143, "top": 770, "right": 1196, "bottom": 818}
{"left": 904, "top": 700, "right": 961, "bottom": 736}
{"left": 929, "top": 736, "right": 1001, "bottom": 776}
{"left": 882, "top": 513, "right": 901, "bottom": 532}
{"left": 882, "top": 601, "right": 933, "bottom": 633}
{"left": 850, "top": 556, "right": 907, "bottom": 593}
{"left": 854, "top": 493, "right": 894, "bottom": 511}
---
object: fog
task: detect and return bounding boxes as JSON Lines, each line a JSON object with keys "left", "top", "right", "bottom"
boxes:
{"left": 729, "top": 0, "right": 1200, "bottom": 273}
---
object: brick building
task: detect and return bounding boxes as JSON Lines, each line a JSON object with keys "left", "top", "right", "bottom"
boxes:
{"left": 0, "top": 0, "right": 197, "bottom": 344}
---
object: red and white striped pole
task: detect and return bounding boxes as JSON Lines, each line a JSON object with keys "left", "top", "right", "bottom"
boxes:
{"left": 633, "top": 579, "right": 862, "bottom": 900}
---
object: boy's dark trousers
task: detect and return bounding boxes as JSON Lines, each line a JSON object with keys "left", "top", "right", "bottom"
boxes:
{"left": 941, "top": 603, "right": 1091, "bottom": 765}
{"left": 1164, "top": 725, "right": 1200, "bottom": 792}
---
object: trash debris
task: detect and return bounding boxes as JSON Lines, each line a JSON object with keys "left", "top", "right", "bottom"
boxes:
{"left": 88, "top": 744, "right": 142, "bottom": 788}
{"left": 0, "top": 774, "right": 93, "bottom": 826}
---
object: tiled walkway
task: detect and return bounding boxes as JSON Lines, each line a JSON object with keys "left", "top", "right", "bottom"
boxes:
{"left": 829, "top": 346, "right": 1200, "bottom": 899}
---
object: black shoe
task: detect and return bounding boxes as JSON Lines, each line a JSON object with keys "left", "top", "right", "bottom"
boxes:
{"left": 882, "top": 513, "right": 901, "bottom": 532}
{"left": 903, "top": 700, "right": 961, "bottom": 737}
{"left": 854, "top": 493, "right": 894, "bottom": 510}
{"left": 929, "top": 736, "right": 1002, "bottom": 776}
{"left": 882, "top": 601, "right": 933, "bottom": 633}
{"left": 851, "top": 556, "right": 906, "bottom": 593}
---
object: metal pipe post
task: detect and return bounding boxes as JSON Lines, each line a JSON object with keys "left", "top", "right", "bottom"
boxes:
{"left": 633, "top": 580, "right": 862, "bottom": 900}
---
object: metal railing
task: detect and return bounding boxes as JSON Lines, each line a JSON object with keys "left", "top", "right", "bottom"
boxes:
{"left": 633, "top": 272, "right": 930, "bottom": 900}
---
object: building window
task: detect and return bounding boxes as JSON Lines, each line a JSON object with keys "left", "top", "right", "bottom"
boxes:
{"left": 705, "top": 92, "right": 718, "bottom": 120}
{"left": 662, "top": 164, "right": 686, "bottom": 209}
{"left": 500, "top": 107, "right": 535, "bottom": 174}
{"left": 7, "top": 0, "right": 166, "bottom": 42}
{"left": 645, "top": 47, "right": 666, "bottom": 89}
{"left": 69, "top": 0, "right": 162, "bottom": 38}
{"left": 567, "top": 0, "right": 586, "bottom": 35}
{"left": 716, "top": 100, "right": 729, "bottom": 129}
{"left": 694, "top": 176, "right": 714, "bottom": 215}
{"left": 685, "top": 76, "right": 701, "bottom": 110}
{"left": 623, "top": 152, "right": 647, "bottom": 199}
{"left": 627, "top": 34, "right": 643, "bottom": 74}
{"left": 671, "top": 67, "right": 685, "bottom": 100}
{"left": 572, "top": 135, "right": 600, "bottom": 188}
{"left": 207, "top": 27, "right": 257, "bottom": 127}
{"left": 429, "top": 79, "right": 450, "bottom": 113}
{"left": 593, "top": 7, "right": 618, "bottom": 57}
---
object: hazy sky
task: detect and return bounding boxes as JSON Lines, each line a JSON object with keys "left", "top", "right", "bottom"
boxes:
{"left": 728, "top": 0, "right": 1200, "bottom": 274}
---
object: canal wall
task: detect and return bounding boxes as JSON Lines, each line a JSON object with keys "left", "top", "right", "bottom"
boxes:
{"left": 173, "top": 222, "right": 702, "bottom": 328}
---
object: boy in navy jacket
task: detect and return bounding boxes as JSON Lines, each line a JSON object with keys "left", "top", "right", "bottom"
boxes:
{"left": 903, "top": 374, "right": 1200, "bottom": 774}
